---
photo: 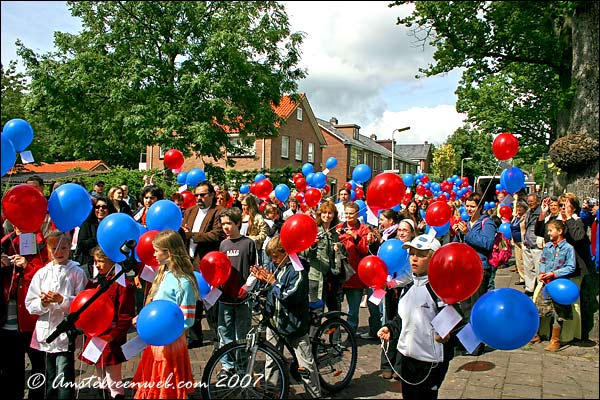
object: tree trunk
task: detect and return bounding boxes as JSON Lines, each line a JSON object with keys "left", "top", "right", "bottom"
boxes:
{"left": 556, "top": 1, "right": 599, "bottom": 196}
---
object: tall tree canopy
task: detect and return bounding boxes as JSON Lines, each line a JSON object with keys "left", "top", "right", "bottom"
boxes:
{"left": 391, "top": 1, "right": 598, "bottom": 194}
{"left": 16, "top": 1, "right": 305, "bottom": 168}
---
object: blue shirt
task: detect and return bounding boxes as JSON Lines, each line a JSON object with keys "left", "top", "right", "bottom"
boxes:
{"left": 153, "top": 271, "right": 197, "bottom": 329}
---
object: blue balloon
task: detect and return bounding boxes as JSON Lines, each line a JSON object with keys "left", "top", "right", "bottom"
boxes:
{"left": 48, "top": 183, "right": 93, "bottom": 232}
{"left": 312, "top": 172, "right": 326, "bottom": 189}
{"left": 352, "top": 164, "right": 371, "bottom": 184}
{"left": 305, "top": 172, "right": 315, "bottom": 187}
{"left": 349, "top": 190, "right": 356, "bottom": 201}
{"left": 354, "top": 199, "right": 367, "bottom": 221}
{"left": 426, "top": 221, "right": 450, "bottom": 236}
{"left": 2, "top": 118, "right": 34, "bottom": 152}
{"left": 301, "top": 163, "right": 314, "bottom": 176}
{"left": 240, "top": 184, "right": 250, "bottom": 194}
{"left": 498, "top": 222, "right": 512, "bottom": 239}
{"left": 97, "top": 213, "right": 140, "bottom": 262}
{"left": 176, "top": 171, "right": 188, "bottom": 185}
{"left": 471, "top": 288, "right": 539, "bottom": 350}
{"left": 137, "top": 300, "right": 184, "bottom": 346}
{"left": 544, "top": 278, "right": 580, "bottom": 305}
{"left": 186, "top": 168, "right": 206, "bottom": 187}
{"left": 419, "top": 209, "right": 426, "bottom": 219}
{"left": 1, "top": 134, "right": 16, "bottom": 177}
{"left": 460, "top": 211, "right": 470, "bottom": 221}
{"left": 254, "top": 173, "right": 266, "bottom": 182}
{"left": 377, "top": 239, "right": 409, "bottom": 277}
{"left": 325, "top": 157, "right": 338, "bottom": 169}
{"left": 402, "top": 174, "right": 415, "bottom": 187}
{"left": 146, "top": 200, "right": 183, "bottom": 232}
{"left": 274, "top": 184, "right": 291, "bottom": 203}
{"left": 194, "top": 271, "right": 211, "bottom": 298}
{"left": 500, "top": 167, "right": 525, "bottom": 194}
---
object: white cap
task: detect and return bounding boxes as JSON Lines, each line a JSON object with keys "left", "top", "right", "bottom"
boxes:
{"left": 402, "top": 234, "right": 441, "bottom": 252}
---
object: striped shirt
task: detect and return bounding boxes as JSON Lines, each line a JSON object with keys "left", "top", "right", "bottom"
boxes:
{"left": 152, "top": 271, "right": 197, "bottom": 329}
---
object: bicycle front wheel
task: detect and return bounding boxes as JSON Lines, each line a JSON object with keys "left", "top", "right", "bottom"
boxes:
{"left": 201, "top": 340, "right": 290, "bottom": 399}
{"left": 312, "top": 316, "right": 358, "bottom": 393}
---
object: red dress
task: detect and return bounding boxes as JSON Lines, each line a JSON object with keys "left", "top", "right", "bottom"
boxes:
{"left": 79, "top": 276, "right": 136, "bottom": 366}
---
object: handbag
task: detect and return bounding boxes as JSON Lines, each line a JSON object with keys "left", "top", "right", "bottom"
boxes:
{"left": 332, "top": 242, "right": 355, "bottom": 283}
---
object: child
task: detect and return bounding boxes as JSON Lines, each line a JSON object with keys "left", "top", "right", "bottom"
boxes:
{"left": 262, "top": 203, "right": 282, "bottom": 265}
{"left": 216, "top": 207, "right": 258, "bottom": 378}
{"left": 132, "top": 229, "right": 199, "bottom": 399}
{"left": 530, "top": 219, "right": 576, "bottom": 351}
{"left": 378, "top": 234, "right": 461, "bottom": 400}
{"left": 251, "top": 235, "right": 322, "bottom": 398}
{"left": 25, "top": 231, "right": 88, "bottom": 399}
{"left": 79, "top": 246, "right": 135, "bottom": 399}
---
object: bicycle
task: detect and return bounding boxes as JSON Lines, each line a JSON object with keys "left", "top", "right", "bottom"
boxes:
{"left": 200, "top": 285, "right": 357, "bottom": 399}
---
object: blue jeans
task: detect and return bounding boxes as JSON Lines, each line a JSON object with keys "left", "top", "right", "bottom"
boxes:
{"left": 45, "top": 351, "right": 75, "bottom": 399}
{"left": 366, "top": 287, "right": 383, "bottom": 336}
{"left": 344, "top": 288, "right": 363, "bottom": 334}
{"left": 217, "top": 301, "right": 252, "bottom": 371}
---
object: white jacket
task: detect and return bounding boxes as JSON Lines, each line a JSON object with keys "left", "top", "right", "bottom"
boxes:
{"left": 396, "top": 275, "right": 445, "bottom": 363}
{"left": 25, "top": 260, "right": 88, "bottom": 353}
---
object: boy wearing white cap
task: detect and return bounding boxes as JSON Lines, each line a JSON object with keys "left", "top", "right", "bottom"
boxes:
{"left": 378, "top": 234, "right": 462, "bottom": 399}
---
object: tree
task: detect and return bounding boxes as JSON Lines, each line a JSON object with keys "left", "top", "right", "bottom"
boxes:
{"left": 16, "top": 1, "right": 305, "bottom": 169}
{"left": 390, "top": 1, "right": 598, "bottom": 194}
{"left": 1, "top": 61, "right": 28, "bottom": 125}
{"left": 432, "top": 143, "right": 458, "bottom": 179}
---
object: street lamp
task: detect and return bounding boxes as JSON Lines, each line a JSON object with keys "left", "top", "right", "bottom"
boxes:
{"left": 391, "top": 126, "right": 410, "bottom": 172}
{"left": 461, "top": 157, "right": 473, "bottom": 178}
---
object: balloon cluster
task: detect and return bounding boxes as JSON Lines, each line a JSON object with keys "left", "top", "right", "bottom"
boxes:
{"left": 492, "top": 132, "right": 525, "bottom": 195}
{"left": 1, "top": 119, "right": 34, "bottom": 177}
{"left": 165, "top": 148, "right": 210, "bottom": 210}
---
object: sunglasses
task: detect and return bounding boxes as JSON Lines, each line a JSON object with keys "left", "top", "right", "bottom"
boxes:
{"left": 195, "top": 193, "right": 210, "bottom": 198}
{"left": 95, "top": 205, "right": 108, "bottom": 210}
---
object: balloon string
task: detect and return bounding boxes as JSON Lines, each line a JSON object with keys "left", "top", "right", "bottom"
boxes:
{"left": 476, "top": 163, "right": 501, "bottom": 211}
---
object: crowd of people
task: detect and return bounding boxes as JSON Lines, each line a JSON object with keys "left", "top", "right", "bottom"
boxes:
{"left": 1, "top": 171, "right": 598, "bottom": 399}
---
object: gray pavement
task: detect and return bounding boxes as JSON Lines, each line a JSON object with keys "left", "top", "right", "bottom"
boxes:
{"left": 25, "top": 265, "right": 599, "bottom": 398}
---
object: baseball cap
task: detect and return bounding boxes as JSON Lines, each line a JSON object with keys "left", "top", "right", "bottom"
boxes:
{"left": 402, "top": 234, "right": 441, "bottom": 252}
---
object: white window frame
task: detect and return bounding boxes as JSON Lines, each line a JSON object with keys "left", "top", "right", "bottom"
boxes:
{"left": 227, "top": 134, "right": 256, "bottom": 157}
{"left": 295, "top": 139, "right": 303, "bottom": 161}
{"left": 159, "top": 146, "right": 165, "bottom": 159}
{"left": 296, "top": 107, "right": 303, "bottom": 121}
{"left": 307, "top": 142, "right": 314, "bottom": 163}
{"left": 281, "top": 135, "right": 289, "bottom": 158}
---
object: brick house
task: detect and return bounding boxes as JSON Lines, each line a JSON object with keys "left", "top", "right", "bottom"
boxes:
{"left": 318, "top": 117, "right": 418, "bottom": 195}
{"left": 394, "top": 142, "right": 434, "bottom": 173}
{"left": 2, "top": 160, "right": 110, "bottom": 185}
{"left": 144, "top": 94, "right": 327, "bottom": 178}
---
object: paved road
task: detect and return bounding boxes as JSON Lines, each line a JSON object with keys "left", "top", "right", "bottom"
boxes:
{"left": 26, "top": 265, "right": 599, "bottom": 399}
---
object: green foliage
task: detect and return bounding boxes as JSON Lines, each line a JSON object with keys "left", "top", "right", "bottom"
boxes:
{"left": 1, "top": 61, "right": 28, "bottom": 126}
{"left": 432, "top": 143, "right": 458, "bottom": 179}
{"left": 16, "top": 1, "right": 305, "bottom": 168}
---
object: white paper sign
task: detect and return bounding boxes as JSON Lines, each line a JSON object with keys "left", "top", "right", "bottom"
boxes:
{"left": 178, "top": 184, "right": 188, "bottom": 193}
{"left": 19, "top": 233, "right": 36, "bottom": 255}
{"left": 431, "top": 305, "right": 462, "bottom": 339}
{"left": 19, "top": 151, "right": 35, "bottom": 164}
{"left": 121, "top": 334, "right": 148, "bottom": 360}
{"left": 289, "top": 253, "right": 304, "bottom": 271}
{"left": 368, "top": 288, "right": 386, "bottom": 306}
{"left": 82, "top": 336, "right": 108, "bottom": 364}
{"left": 114, "top": 264, "right": 127, "bottom": 287}
{"left": 456, "top": 323, "right": 483, "bottom": 355}
{"left": 140, "top": 265, "right": 157, "bottom": 282}
{"left": 365, "top": 205, "right": 379, "bottom": 226}
{"left": 202, "top": 287, "right": 222, "bottom": 310}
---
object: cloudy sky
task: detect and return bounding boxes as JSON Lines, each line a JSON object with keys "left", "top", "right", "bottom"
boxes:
{"left": 1, "top": 1, "right": 466, "bottom": 144}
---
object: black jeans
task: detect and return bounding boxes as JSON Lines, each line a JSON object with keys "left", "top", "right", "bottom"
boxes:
{"left": 45, "top": 350, "right": 75, "bottom": 399}
{"left": 0, "top": 329, "right": 45, "bottom": 399}
{"left": 398, "top": 354, "right": 449, "bottom": 400}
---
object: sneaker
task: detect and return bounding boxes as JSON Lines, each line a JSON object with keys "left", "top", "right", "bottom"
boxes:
{"left": 359, "top": 332, "right": 379, "bottom": 340}
{"left": 380, "top": 371, "right": 393, "bottom": 379}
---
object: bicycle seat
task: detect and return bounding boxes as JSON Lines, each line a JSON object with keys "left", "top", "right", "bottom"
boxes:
{"left": 309, "top": 299, "right": 324, "bottom": 310}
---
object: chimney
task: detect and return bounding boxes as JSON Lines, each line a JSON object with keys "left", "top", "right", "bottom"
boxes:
{"left": 424, "top": 141, "right": 428, "bottom": 144}
{"left": 370, "top": 134, "right": 377, "bottom": 140}
{"left": 329, "top": 117, "right": 338, "bottom": 125}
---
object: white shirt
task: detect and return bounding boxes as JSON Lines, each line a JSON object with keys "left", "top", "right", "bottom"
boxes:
{"left": 396, "top": 275, "right": 445, "bottom": 363}
{"left": 189, "top": 207, "right": 209, "bottom": 258}
{"left": 25, "top": 260, "right": 88, "bottom": 353}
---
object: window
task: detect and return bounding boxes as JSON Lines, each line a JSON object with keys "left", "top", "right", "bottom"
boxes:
{"left": 295, "top": 139, "right": 303, "bottom": 161}
{"left": 281, "top": 136, "right": 289, "bottom": 158}
{"left": 307, "top": 143, "right": 314, "bottom": 163}
{"left": 296, "top": 108, "right": 303, "bottom": 121}
{"left": 159, "top": 147, "right": 165, "bottom": 159}
{"left": 227, "top": 135, "right": 256, "bottom": 157}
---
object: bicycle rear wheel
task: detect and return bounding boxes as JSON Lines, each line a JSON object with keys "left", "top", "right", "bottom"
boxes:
{"left": 201, "top": 340, "right": 290, "bottom": 399}
{"left": 312, "top": 316, "right": 357, "bottom": 393}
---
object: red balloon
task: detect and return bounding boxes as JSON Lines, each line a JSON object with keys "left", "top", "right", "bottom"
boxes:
{"left": 300, "top": 204, "right": 309, "bottom": 212}
{"left": 428, "top": 243, "right": 483, "bottom": 304}
{"left": 70, "top": 288, "right": 115, "bottom": 337}
{"left": 136, "top": 230, "right": 160, "bottom": 267}
{"left": 163, "top": 149, "right": 185, "bottom": 170}
{"left": 295, "top": 192, "right": 305, "bottom": 203}
{"left": 180, "top": 191, "right": 197, "bottom": 209}
{"left": 254, "top": 179, "right": 273, "bottom": 201}
{"left": 199, "top": 251, "right": 232, "bottom": 287}
{"left": 425, "top": 201, "right": 452, "bottom": 227}
{"left": 2, "top": 184, "right": 48, "bottom": 233}
{"left": 304, "top": 188, "right": 322, "bottom": 208}
{"left": 280, "top": 214, "right": 318, "bottom": 254}
{"left": 416, "top": 185, "right": 425, "bottom": 195}
{"left": 343, "top": 182, "right": 353, "bottom": 191}
{"left": 354, "top": 187, "right": 364, "bottom": 200}
{"left": 323, "top": 184, "right": 330, "bottom": 195}
{"left": 492, "top": 132, "right": 519, "bottom": 161}
{"left": 295, "top": 177, "right": 307, "bottom": 192}
{"left": 357, "top": 255, "right": 388, "bottom": 289}
{"left": 293, "top": 172, "right": 304, "bottom": 181}
{"left": 259, "top": 202, "right": 267, "bottom": 213}
{"left": 366, "top": 172, "right": 405, "bottom": 212}
{"left": 499, "top": 205, "right": 512, "bottom": 220}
